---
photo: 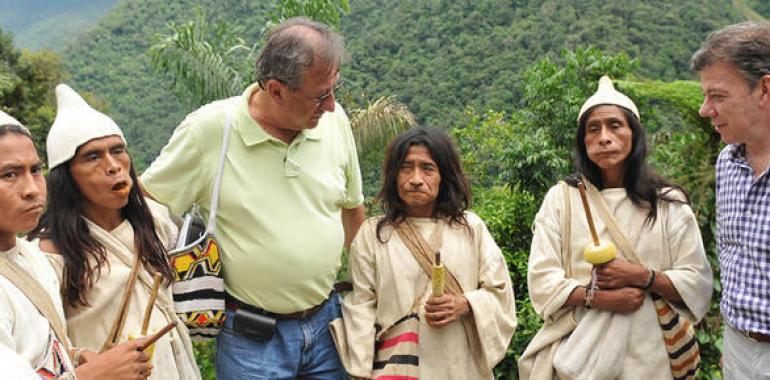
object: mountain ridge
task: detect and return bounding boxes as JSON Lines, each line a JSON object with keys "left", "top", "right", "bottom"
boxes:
{"left": 55, "top": 0, "right": 760, "bottom": 167}
{"left": 0, "top": 0, "right": 119, "bottom": 52}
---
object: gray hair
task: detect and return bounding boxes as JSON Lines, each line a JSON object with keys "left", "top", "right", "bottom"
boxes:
{"left": 255, "top": 17, "right": 345, "bottom": 91}
{"left": 691, "top": 21, "right": 770, "bottom": 88}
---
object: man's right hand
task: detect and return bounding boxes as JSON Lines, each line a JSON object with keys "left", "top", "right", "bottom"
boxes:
{"left": 592, "top": 287, "right": 645, "bottom": 314}
{"left": 75, "top": 339, "right": 151, "bottom": 380}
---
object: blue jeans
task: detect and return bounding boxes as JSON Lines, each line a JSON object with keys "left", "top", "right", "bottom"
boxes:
{"left": 215, "top": 293, "right": 346, "bottom": 380}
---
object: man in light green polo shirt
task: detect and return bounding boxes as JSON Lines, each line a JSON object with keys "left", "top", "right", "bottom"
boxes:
{"left": 141, "top": 17, "right": 364, "bottom": 379}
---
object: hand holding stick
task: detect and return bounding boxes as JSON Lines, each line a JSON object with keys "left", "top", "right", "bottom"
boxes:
{"left": 138, "top": 321, "right": 176, "bottom": 352}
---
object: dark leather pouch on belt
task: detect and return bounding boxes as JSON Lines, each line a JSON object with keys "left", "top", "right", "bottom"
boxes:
{"left": 232, "top": 308, "right": 277, "bottom": 341}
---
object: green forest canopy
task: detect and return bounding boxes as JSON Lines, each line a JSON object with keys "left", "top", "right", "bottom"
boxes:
{"left": 3, "top": 2, "right": 767, "bottom": 378}
{"left": 55, "top": 0, "right": 760, "bottom": 168}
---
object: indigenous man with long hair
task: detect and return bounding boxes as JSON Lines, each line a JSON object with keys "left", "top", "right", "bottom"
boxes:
{"left": 0, "top": 109, "right": 152, "bottom": 380}
{"left": 519, "top": 77, "right": 713, "bottom": 379}
{"left": 28, "top": 84, "right": 200, "bottom": 380}
{"left": 338, "top": 127, "right": 516, "bottom": 379}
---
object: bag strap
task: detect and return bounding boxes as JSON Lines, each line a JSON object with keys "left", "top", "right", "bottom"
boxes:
{"left": 584, "top": 180, "right": 644, "bottom": 264}
{"left": 559, "top": 181, "right": 572, "bottom": 277}
{"left": 101, "top": 253, "right": 142, "bottom": 351}
{"left": 396, "top": 219, "right": 463, "bottom": 295}
{"left": 205, "top": 107, "right": 234, "bottom": 232}
{"left": 399, "top": 220, "right": 443, "bottom": 311}
{"left": 0, "top": 254, "right": 71, "bottom": 356}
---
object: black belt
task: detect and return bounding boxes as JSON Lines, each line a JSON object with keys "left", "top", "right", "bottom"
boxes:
{"left": 223, "top": 281, "right": 350, "bottom": 321}
{"left": 225, "top": 293, "right": 325, "bottom": 320}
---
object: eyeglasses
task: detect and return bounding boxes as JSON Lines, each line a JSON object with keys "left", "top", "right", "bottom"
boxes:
{"left": 310, "top": 78, "right": 344, "bottom": 105}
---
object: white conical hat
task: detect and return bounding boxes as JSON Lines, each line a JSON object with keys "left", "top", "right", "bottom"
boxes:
{"left": 47, "top": 84, "right": 126, "bottom": 169}
{"left": 577, "top": 75, "right": 640, "bottom": 122}
{"left": 0, "top": 109, "right": 30, "bottom": 135}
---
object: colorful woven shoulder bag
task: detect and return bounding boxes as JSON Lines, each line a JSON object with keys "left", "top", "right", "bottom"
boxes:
{"left": 168, "top": 108, "right": 232, "bottom": 340}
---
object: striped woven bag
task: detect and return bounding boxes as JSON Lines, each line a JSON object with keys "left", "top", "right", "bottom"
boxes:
{"left": 372, "top": 312, "right": 420, "bottom": 379}
{"left": 651, "top": 293, "right": 700, "bottom": 380}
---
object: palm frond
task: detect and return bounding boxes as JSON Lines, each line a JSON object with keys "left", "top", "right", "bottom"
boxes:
{"left": 269, "top": 0, "right": 351, "bottom": 29}
{"left": 0, "top": 67, "right": 14, "bottom": 96}
{"left": 349, "top": 96, "right": 417, "bottom": 151}
{"left": 148, "top": 16, "right": 253, "bottom": 107}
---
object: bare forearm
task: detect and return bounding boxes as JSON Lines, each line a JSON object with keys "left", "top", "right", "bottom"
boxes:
{"left": 647, "top": 270, "right": 683, "bottom": 302}
{"left": 621, "top": 264, "right": 684, "bottom": 302}
{"left": 565, "top": 285, "right": 587, "bottom": 307}
{"left": 342, "top": 205, "right": 365, "bottom": 249}
{"left": 564, "top": 285, "right": 645, "bottom": 314}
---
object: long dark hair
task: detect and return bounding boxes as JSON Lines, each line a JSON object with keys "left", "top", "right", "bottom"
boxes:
{"left": 376, "top": 127, "right": 472, "bottom": 242}
{"left": 568, "top": 105, "right": 688, "bottom": 225}
{"left": 28, "top": 157, "right": 173, "bottom": 307}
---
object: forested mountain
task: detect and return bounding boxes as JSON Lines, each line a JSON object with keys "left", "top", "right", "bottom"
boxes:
{"left": 341, "top": 0, "right": 740, "bottom": 127}
{"left": 3, "top": 2, "right": 767, "bottom": 378}
{"left": 62, "top": 0, "right": 273, "bottom": 165}
{"left": 57, "top": 0, "right": 762, "bottom": 168}
{"left": 0, "top": 0, "right": 118, "bottom": 52}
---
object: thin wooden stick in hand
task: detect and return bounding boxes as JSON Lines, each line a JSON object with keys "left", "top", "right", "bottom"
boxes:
{"left": 139, "top": 321, "right": 176, "bottom": 351}
{"left": 141, "top": 273, "right": 163, "bottom": 335}
{"left": 577, "top": 181, "right": 600, "bottom": 246}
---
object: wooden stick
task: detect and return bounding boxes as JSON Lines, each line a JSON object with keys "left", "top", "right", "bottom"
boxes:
{"left": 577, "top": 181, "right": 600, "bottom": 246}
{"left": 101, "top": 255, "right": 142, "bottom": 352}
{"left": 431, "top": 251, "right": 444, "bottom": 297}
{"left": 141, "top": 273, "right": 163, "bottom": 335}
{"left": 138, "top": 321, "right": 176, "bottom": 351}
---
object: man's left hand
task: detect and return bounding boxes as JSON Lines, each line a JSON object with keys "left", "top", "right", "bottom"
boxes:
{"left": 424, "top": 294, "right": 470, "bottom": 328}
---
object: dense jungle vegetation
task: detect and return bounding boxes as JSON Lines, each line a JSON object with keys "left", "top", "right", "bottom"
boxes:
{"left": 56, "top": 0, "right": 748, "bottom": 167}
{"left": 2, "top": 1, "right": 769, "bottom": 379}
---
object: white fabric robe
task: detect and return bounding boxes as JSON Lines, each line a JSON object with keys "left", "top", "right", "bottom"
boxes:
{"left": 341, "top": 212, "right": 517, "bottom": 379}
{"left": 519, "top": 184, "right": 713, "bottom": 380}
{"left": 44, "top": 200, "right": 200, "bottom": 380}
{"left": 0, "top": 237, "right": 75, "bottom": 379}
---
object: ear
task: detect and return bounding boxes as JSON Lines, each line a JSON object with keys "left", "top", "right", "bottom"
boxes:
{"left": 265, "top": 79, "right": 287, "bottom": 106}
{"left": 759, "top": 75, "right": 770, "bottom": 101}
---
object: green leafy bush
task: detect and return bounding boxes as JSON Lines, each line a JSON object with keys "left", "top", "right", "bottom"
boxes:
{"left": 471, "top": 185, "right": 540, "bottom": 378}
{"left": 453, "top": 109, "right": 518, "bottom": 188}
{"left": 193, "top": 341, "right": 216, "bottom": 380}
